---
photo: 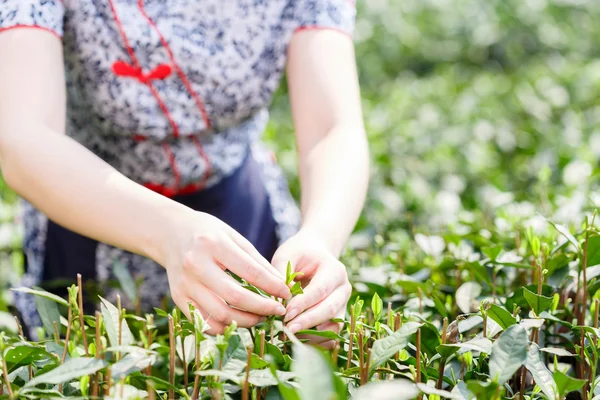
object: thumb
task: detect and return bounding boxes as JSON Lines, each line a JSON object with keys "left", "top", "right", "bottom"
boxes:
{"left": 271, "top": 245, "right": 299, "bottom": 279}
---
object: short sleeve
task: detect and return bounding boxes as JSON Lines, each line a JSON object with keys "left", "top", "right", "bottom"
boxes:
{"left": 0, "top": 0, "right": 64, "bottom": 38}
{"left": 293, "top": 0, "right": 356, "bottom": 37}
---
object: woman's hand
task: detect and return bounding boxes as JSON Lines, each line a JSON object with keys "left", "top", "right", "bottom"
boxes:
{"left": 163, "top": 210, "right": 291, "bottom": 335}
{"left": 272, "top": 229, "right": 352, "bottom": 348}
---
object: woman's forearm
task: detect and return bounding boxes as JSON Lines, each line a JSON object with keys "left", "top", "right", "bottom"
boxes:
{"left": 0, "top": 121, "right": 186, "bottom": 267}
{"left": 297, "top": 124, "right": 369, "bottom": 257}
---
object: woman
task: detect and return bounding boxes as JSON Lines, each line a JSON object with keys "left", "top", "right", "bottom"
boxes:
{"left": 0, "top": 0, "right": 369, "bottom": 344}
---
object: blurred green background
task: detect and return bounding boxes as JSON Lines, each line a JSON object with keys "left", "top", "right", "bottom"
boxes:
{"left": 2, "top": 0, "right": 600, "bottom": 308}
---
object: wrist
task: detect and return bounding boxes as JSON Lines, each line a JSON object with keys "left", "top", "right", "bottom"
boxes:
{"left": 142, "top": 200, "right": 194, "bottom": 269}
{"left": 297, "top": 224, "right": 345, "bottom": 258}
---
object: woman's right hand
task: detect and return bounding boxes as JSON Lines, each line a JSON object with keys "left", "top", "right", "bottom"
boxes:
{"left": 160, "top": 210, "right": 291, "bottom": 335}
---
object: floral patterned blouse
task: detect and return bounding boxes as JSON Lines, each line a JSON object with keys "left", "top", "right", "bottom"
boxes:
{"left": 0, "top": 0, "right": 356, "bottom": 333}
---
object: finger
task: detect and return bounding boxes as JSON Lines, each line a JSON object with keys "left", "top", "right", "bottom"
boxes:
{"left": 206, "top": 272, "right": 287, "bottom": 317}
{"left": 316, "top": 340, "right": 337, "bottom": 350}
{"left": 216, "top": 236, "right": 291, "bottom": 299}
{"left": 190, "top": 283, "right": 266, "bottom": 328}
{"left": 317, "top": 321, "right": 343, "bottom": 333}
{"left": 183, "top": 299, "right": 226, "bottom": 335}
{"left": 228, "top": 229, "right": 285, "bottom": 280}
{"left": 286, "top": 285, "right": 351, "bottom": 333}
{"left": 284, "top": 266, "right": 342, "bottom": 322}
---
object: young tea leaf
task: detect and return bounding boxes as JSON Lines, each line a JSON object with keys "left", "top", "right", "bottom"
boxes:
{"left": 371, "top": 293, "right": 383, "bottom": 321}
{"left": 100, "top": 296, "right": 134, "bottom": 347}
{"left": 523, "top": 288, "right": 554, "bottom": 314}
{"left": 486, "top": 304, "right": 517, "bottom": 330}
{"left": 553, "top": 369, "right": 586, "bottom": 399}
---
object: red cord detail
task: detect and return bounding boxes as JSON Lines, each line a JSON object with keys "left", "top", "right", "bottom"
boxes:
{"left": 112, "top": 61, "right": 172, "bottom": 83}
{"left": 162, "top": 142, "right": 182, "bottom": 190}
{"left": 108, "top": 0, "right": 180, "bottom": 137}
{"left": 137, "top": 0, "right": 212, "bottom": 130}
{"left": 191, "top": 136, "right": 212, "bottom": 189}
{"left": 0, "top": 25, "right": 62, "bottom": 40}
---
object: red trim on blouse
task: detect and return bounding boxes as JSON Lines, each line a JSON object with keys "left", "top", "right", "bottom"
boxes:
{"left": 293, "top": 25, "right": 353, "bottom": 39}
{"left": 0, "top": 25, "right": 62, "bottom": 40}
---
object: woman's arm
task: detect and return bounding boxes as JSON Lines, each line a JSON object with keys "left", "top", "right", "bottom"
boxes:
{"left": 288, "top": 29, "right": 369, "bottom": 256}
{"left": 272, "top": 29, "right": 369, "bottom": 343}
{"left": 0, "top": 30, "right": 290, "bottom": 333}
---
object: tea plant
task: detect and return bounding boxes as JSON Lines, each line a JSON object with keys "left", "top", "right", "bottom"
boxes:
{"left": 1, "top": 214, "right": 600, "bottom": 399}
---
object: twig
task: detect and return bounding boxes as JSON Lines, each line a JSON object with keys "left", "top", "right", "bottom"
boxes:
{"left": 346, "top": 308, "right": 356, "bottom": 370}
{"left": 416, "top": 328, "right": 422, "bottom": 400}
{"left": 168, "top": 315, "right": 175, "bottom": 400}
{"left": 117, "top": 294, "right": 122, "bottom": 362}
{"left": 77, "top": 274, "right": 89, "bottom": 355}
{"left": 437, "top": 317, "right": 449, "bottom": 390}
{"left": 1, "top": 347, "right": 13, "bottom": 398}
{"left": 242, "top": 345, "right": 253, "bottom": 400}
{"left": 61, "top": 307, "right": 73, "bottom": 363}
{"left": 92, "top": 311, "right": 102, "bottom": 398}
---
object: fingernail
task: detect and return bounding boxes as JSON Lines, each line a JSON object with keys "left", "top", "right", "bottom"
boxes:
{"left": 284, "top": 308, "right": 299, "bottom": 323}
{"left": 276, "top": 304, "right": 286, "bottom": 315}
{"left": 288, "top": 323, "right": 301, "bottom": 334}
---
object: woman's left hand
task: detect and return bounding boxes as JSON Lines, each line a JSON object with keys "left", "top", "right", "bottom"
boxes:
{"left": 272, "top": 229, "right": 352, "bottom": 348}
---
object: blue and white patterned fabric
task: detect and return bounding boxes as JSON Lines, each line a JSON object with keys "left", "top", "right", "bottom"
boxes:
{"left": 0, "top": 0, "right": 356, "bottom": 333}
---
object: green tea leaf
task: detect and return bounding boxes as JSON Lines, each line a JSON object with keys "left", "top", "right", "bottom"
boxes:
{"left": 113, "top": 262, "right": 138, "bottom": 303}
{"left": 523, "top": 288, "right": 554, "bottom": 314}
{"left": 487, "top": 304, "right": 517, "bottom": 330}
{"left": 111, "top": 352, "right": 155, "bottom": 380}
{"left": 34, "top": 294, "right": 63, "bottom": 337}
{"left": 370, "top": 321, "right": 422, "bottom": 372}
{"left": 353, "top": 380, "right": 420, "bottom": 400}
{"left": 489, "top": 324, "right": 528, "bottom": 384}
{"left": 585, "top": 235, "right": 600, "bottom": 266}
{"left": 290, "top": 281, "right": 303, "bottom": 296}
{"left": 12, "top": 287, "right": 69, "bottom": 307}
{"left": 100, "top": 296, "right": 133, "bottom": 347}
{"left": 371, "top": 293, "right": 383, "bottom": 320}
{"left": 465, "top": 381, "right": 499, "bottom": 399}
{"left": 417, "top": 383, "right": 463, "bottom": 399}
{"left": 292, "top": 343, "right": 335, "bottom": 400}
{"left": 5, "top": 345, "right": 54, "bottom": 371}
{"left": 553, "top": 369, "right": 586, "bottom": 398}
{"left": 295, "top": 329, "right": 343, "bottom": 341}
{"left": 456, "top": 282, "right": 481, "bottom": 314}
{"left": 524, "top": 343, "right": 557, "bottom": 400}
{"left": 549, "top": 222, "right": 579, "bottom": 250}
{"left": 25, "top": 357, "right": 107, "bottom": 388}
